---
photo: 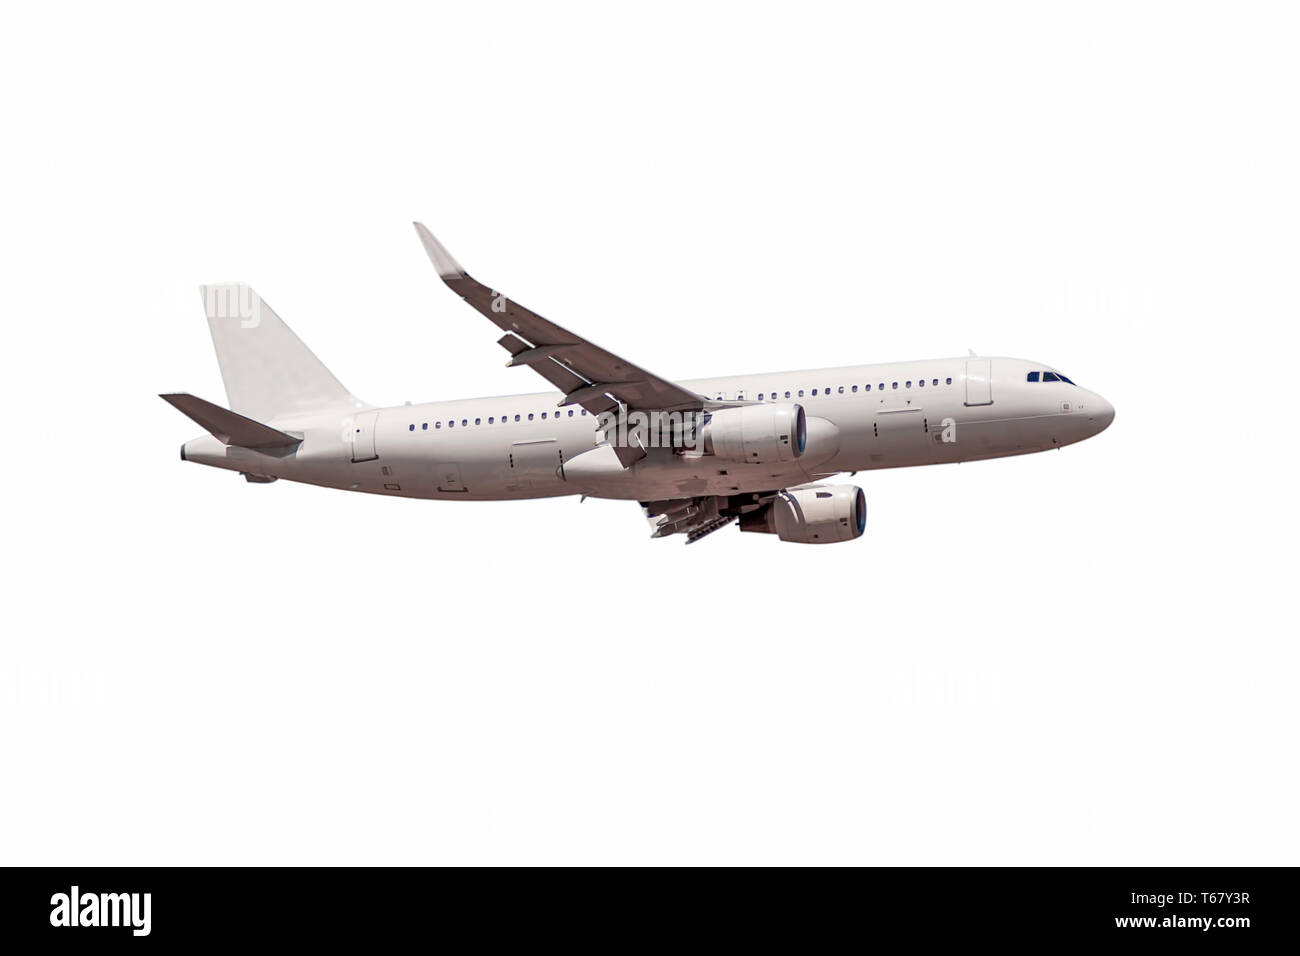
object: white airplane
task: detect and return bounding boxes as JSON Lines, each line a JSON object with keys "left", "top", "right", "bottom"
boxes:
{"left": 163, "top": 223, "right": 1114, "bottom": 544}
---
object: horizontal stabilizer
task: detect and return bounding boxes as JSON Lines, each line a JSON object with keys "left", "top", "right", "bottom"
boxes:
{"left": 160, "top": 393, "right": 301, "bottom": 449}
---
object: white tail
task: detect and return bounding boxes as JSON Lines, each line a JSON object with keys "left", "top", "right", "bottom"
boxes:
{"left": 199, "top": 284, "right": 362, "bottom": 422}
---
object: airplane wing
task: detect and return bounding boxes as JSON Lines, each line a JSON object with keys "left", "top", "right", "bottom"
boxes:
{"left": 413, "top": 223, "right": 707, "bottom": 424}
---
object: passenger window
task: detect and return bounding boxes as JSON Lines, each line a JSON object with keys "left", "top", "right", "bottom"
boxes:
{"left": 945, "top": 377, "right": 952, "bottom": 385}
{"left": 770, "top": 392, "right": 777, "bottom": 400}
{"left": 475, "top": 418, "right": 481, "bottom": 425}
{"left": 435, "top": 422, "right": 441, "bottom": 429}
{"left": 892, "top": 382, "right": 898, "bottom": 389}
{"left": 422, "top": 422, "right": 428, "bottom": 430}
{"left": 918, "top": 379, "right": 925, "bottom": 387}
{"left": 851, "top": 385, "right": 857, "bottom": 393}
{"left": 866, "top": 384, "right": 871, "bottom": 392}
{"left": 514, "top": 414, "right": 520, "bottom": 421}
{"left": 568, "top": 409, "right": 574, "bottom": 416}
{"left": 489, "top": 417, "right": 495, "bottom": 424}
{"left": 878, "top": 383, "right": 884, "bottom": 390}
{"left": 785, "top": 391, "right": 791, "bottom": 399}
{"left": 528, "top": 413, "right": 534, "bottom": 420}
{"left": 932, "top": 378, "right": 938, "bottom": 386}
{"left": 906, "top": 381, "right": 912, "bottom": 388}
{"left": 408, "top": 424, "right": 414, "bottom": 431}
{"left": 812, "top": 389, "right": 818, "bottom": 396}
{"left": 448, "top": 421, "right": 454, "bottom": 428}
{"left": 838, "top": 386, "right": 845, "bottom": 394}
{"left": 798, "top": 390, "right": 804, "bottom": 397}
{"left": 541, "top": 412, "right": 547, "bottom": 419}
{"left": 1027, "top": 371, "right": 1040, "bottom": 382}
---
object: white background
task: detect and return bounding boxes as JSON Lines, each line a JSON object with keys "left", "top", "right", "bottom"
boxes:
{"left": 2, "top": 1, "right": 1296, "bottom": 865}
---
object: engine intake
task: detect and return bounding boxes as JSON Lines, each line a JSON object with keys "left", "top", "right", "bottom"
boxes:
{"left": 700, "top": 404, "right": 806, "bottom": 464}
{"left": 739, "top": 484, "right": 866, "bottom": 544}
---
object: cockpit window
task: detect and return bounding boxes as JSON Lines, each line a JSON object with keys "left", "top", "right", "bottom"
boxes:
{"left": 1029, "top": 370, "right": 1077, "bottom": 384}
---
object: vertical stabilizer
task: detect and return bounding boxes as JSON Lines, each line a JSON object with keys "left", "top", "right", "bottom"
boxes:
{"left": 199, "top": 283, "right": 361, "bottom": 422}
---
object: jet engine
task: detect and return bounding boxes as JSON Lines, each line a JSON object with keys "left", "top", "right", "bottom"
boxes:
{"left": 700, "top": 404, "right": 806, "bottom": 464}
{"left": 739, "top": 484, "right": 866, "bottom": 544}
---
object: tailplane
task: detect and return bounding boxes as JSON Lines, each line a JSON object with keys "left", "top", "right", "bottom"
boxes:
{"left": 199, "top": 283, "right": 362, "bottom": 422}
{"left": 160, "top": 392, "right": 301, "bottom": 449}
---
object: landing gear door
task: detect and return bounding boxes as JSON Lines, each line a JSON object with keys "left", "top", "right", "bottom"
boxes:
{"left": 964, "top": 359, "right": 993, "bottom": 407}
{"left": 350, "top": 409, "right": 379, "bottom": 462}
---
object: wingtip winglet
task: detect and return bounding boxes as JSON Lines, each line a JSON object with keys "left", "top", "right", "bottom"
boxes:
{"left": 413, "top": 222, "right": 467, "bottom": 279}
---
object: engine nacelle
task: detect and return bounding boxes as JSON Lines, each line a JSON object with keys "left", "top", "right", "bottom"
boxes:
{"left": 739, "top": 484, "right": 866, "bottom": 544}
{"left": 700, "top": 404, "right": 806, "bottom": 464}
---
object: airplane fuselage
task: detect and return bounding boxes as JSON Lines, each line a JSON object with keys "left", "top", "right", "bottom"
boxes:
{"left": 181, "top": 355, "right": 1115, "bottom": 502}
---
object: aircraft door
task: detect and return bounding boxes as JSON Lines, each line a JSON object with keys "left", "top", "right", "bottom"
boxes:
{"left": 510, "top": 439, "right": 563, "bottom": 490}
{"left": 350, "top": 409, "right": 379, "bottom": 462}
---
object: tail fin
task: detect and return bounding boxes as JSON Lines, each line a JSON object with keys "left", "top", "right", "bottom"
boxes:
{"left": 199, "top": 283, "right": 361, "bottom": 422}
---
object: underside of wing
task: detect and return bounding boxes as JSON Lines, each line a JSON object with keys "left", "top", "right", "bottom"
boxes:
{"left": 643, "top": 496, "right": 737, "bottom": 544}
{"left": 643, "top": 483, "right": 867, "bottom": 546}
{"left": 641, "top": 490, "right": 782, "bottom": 544}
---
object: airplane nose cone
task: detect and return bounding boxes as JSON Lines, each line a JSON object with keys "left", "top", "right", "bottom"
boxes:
{"left": 1088, "top": 393, "right": 1115, "bottom": 434}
